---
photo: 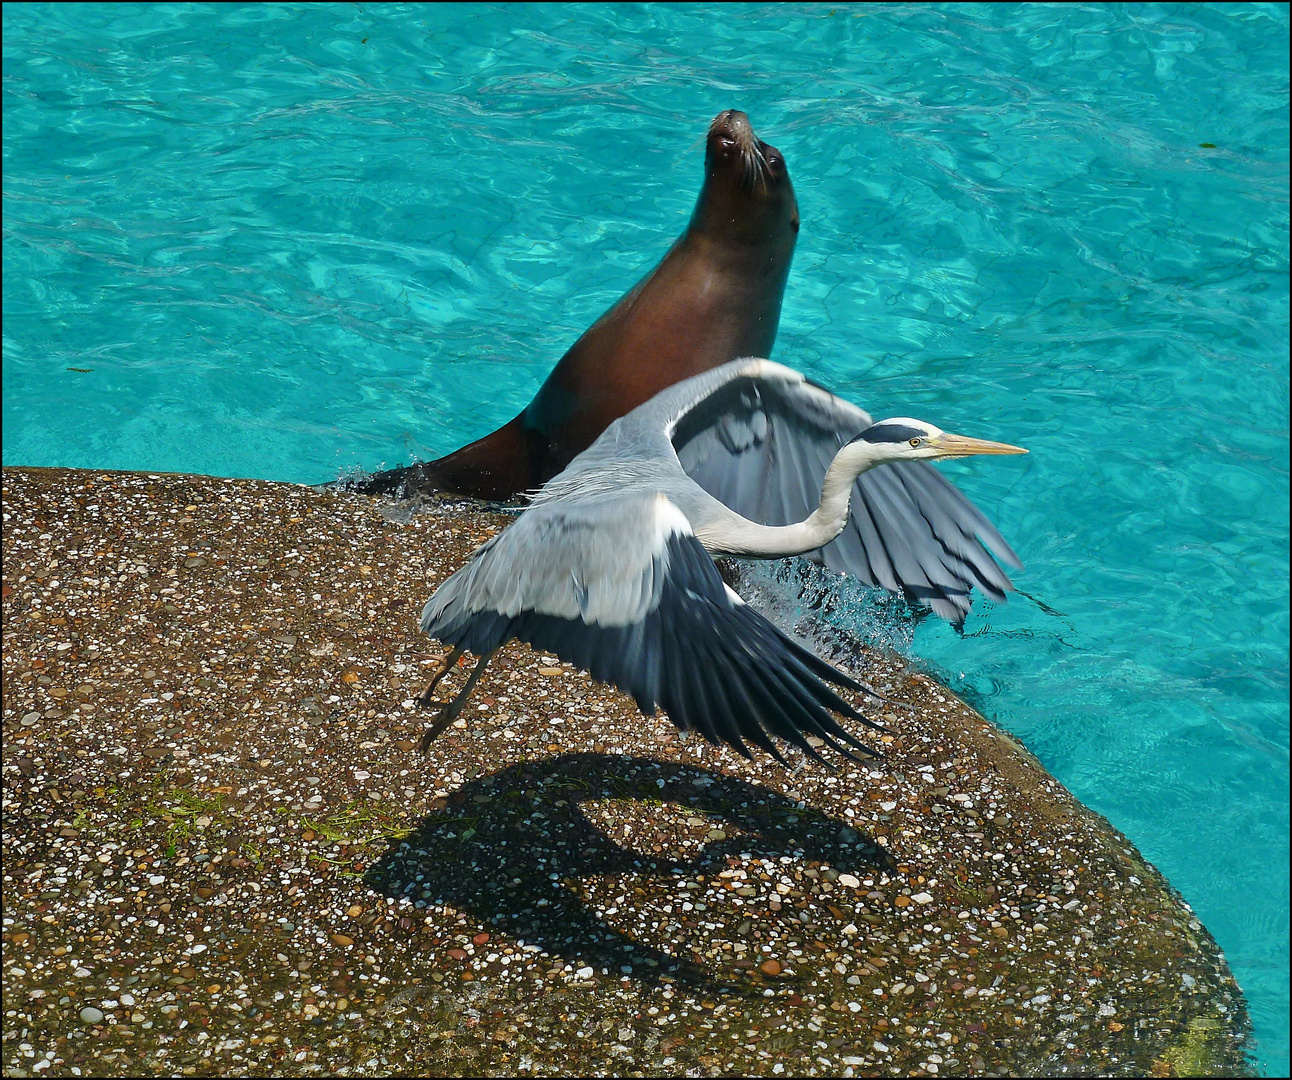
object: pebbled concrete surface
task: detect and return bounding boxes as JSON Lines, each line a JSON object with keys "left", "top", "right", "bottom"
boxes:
{"left": 2, "top": 466, "right": 1253, "bottom": 1077}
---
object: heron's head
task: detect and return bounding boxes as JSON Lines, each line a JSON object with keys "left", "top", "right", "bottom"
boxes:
{"left": 850, "top": 418, "right": 1028, "bottom": 463}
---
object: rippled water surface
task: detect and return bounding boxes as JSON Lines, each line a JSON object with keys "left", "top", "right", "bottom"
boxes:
{"left": 4, "top": 3, "right": 1288, "bottom": 1070}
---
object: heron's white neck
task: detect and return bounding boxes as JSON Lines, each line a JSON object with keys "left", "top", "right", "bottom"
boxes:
{"left": 695, "top": 439, "right": 891, "bottom": 558}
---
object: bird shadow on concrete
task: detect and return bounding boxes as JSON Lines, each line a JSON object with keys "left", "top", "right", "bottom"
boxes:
{"left": 366, "top": 752, "right": 892, "bottom": 994}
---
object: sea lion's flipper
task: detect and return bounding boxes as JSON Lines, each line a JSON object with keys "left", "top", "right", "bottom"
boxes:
{"left": 349, "top": 414, "right": 543, "bottom": 501}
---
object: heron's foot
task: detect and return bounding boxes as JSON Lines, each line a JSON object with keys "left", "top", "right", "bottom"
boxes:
{"left": 415, "top": 647, "right": 498, "bottom": 755}
{"left": 418, "top": 699, "right": 465, "bottom": 754}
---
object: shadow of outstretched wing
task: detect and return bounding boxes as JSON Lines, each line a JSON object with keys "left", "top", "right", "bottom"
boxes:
{"left": 366, "top": 753, "right": 892, "bottom": 992}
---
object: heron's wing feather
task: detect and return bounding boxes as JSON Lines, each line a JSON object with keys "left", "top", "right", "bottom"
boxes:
{"left": 420, "top": 493, "right": 680, "bottom": 644}
{"left": 421, "top": 493, "right": 881, "bottom": 760}
{"left": 671, "top": 370, "right": 1020, "bottom": 626}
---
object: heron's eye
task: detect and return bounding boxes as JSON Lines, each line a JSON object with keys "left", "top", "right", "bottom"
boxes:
{"left": 909, "top": 437, "right": 923, "bottom": 448}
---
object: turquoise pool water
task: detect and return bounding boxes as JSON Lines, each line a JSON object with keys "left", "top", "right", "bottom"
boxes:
{"left": 4, "top": 3, "right": 1287, "bottom": 1068}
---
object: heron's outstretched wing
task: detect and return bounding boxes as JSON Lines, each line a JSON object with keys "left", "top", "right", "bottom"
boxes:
{"left": 670, "top": 369, "right": 1022, "bottom": 626}
{"left": 421, "top": 493, "right": 881, "bottom": 763}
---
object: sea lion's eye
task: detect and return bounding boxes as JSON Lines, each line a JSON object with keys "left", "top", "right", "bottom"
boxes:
{"left": 909, "top": 437, "right": 923, "bottom": 447}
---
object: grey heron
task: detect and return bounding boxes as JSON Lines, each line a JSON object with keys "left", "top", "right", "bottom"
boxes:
{"left": 416, "top": 358, "right": 1027, "bottom": 762}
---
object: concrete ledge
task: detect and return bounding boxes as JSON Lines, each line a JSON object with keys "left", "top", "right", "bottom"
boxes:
{"left": 2, "top": 466, "right": 1253, "bottom": 1076}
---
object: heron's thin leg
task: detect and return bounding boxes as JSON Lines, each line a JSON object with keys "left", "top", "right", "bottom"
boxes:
{"left": 416, "top": 644, "right": 465, "bottom": 709}
{"left": 419, "top": 648, "right": 497, "bottom": 754}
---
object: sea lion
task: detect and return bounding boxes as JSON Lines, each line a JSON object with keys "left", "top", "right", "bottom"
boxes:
{"left": 351, "top": 109, "right": 798, "bottom": 500}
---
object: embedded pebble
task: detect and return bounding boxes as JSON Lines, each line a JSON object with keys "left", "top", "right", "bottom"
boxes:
{"left": 0, "top": 467, "right": 1254, "bottom": 1077}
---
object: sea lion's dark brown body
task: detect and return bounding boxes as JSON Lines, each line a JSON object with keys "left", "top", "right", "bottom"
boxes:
{"left": 355, "top": 110, "right": 798, "bottom": 501}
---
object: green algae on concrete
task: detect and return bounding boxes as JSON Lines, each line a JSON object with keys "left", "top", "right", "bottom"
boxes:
{"left": 1159, "top": 1015, "right": 1228, "bottom": 1078}
{"left": 2, "top": 467, "right": 1254, "bottom": 1076}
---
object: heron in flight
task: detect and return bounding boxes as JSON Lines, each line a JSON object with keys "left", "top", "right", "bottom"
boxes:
{"left": 416, "top": 358, "right": 1027, "bottom": 762}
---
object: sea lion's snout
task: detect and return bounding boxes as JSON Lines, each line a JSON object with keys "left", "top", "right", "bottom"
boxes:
{"left": 707, "top": 110, "right": 782, "bottom": 194}
{"left": 709, "top": 109, "right": 754, "bottom": 140}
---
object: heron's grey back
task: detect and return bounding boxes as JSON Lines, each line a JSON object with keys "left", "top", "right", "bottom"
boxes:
{"left": 421, "top": 492, "right": 689, "bottom": 635}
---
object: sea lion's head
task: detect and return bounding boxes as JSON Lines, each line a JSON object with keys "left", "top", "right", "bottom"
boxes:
{"left": 690, "top": 109, "right": 799, "bottom": 244}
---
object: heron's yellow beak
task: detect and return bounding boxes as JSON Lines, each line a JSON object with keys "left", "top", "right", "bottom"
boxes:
{"left": 932, "top": 433, "right": 1029, "bottom": 460}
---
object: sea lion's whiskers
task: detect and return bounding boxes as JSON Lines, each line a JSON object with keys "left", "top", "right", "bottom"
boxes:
{"left": 742, "top": 142, "right": 769, "bottom": 192}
